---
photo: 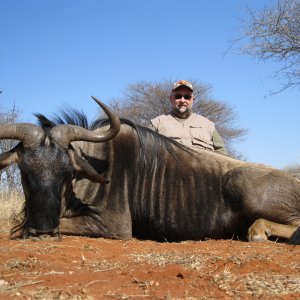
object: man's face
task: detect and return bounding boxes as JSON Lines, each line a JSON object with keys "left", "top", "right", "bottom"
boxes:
{"left": 169, "top": 87, "right": 194, "bottom": 118}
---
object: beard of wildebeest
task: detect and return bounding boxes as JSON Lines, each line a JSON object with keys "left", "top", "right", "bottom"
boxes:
{"left": 19, "top": 140, "right": 74, "bottom": 237}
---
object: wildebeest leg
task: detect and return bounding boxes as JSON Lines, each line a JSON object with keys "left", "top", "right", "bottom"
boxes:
{"left": 223, "top": 166, "right": 300, "bottom": 242}
{"left": 248, "top": 218, "right": 299, "bottom": 242}
{"left": 59, "top": 214, "right": 133, "bottom": 240}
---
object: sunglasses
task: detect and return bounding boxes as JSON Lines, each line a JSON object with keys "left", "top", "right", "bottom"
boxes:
{"left": 174, "top": 93, "right": 193, "bottom": 100}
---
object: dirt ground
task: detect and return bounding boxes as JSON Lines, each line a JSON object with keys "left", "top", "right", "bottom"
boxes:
{"left": 0, "top": 232, "right": 299, "bottom": 300}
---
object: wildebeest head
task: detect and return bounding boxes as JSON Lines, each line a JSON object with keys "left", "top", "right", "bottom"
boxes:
{"left": 0, "top": 97, "right": 120, "bottom": 240}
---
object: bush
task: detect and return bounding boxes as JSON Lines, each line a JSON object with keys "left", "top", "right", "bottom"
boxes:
{"left": 283, "top": 164, "right": 300, "bottom": 180}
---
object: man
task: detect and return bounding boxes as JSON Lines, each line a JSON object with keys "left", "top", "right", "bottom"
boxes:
{"left": 150, "top": 80, "right": 227, "bottom": 155}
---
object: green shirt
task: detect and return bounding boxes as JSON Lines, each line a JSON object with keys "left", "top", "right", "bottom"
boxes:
{"left": 212, "top": 129, "right": 227, "bottom": 155}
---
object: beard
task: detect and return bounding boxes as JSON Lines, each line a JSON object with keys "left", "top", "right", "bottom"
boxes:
{"left": 173, "top": 105, "right": 192, "bottom": 119}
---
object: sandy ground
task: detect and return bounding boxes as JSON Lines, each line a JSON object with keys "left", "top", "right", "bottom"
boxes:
{"left": 0, "top": 232, "right": 299, "bottom": 300}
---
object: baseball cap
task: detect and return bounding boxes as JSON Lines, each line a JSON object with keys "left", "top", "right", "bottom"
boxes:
{"left": 172, "top": 80, "right": 193, "bottom": 92}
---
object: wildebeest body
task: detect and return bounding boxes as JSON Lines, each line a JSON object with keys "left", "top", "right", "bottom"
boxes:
{"left": 60, "top": 123, "right": 300, "bottom": 242}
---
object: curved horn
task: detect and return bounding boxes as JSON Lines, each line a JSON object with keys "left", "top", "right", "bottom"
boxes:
{"left": 0, "top": 123, "right": 44, "bottom": 147}
{"left": 51, "top": 96, "right": 121, "bottom": 148}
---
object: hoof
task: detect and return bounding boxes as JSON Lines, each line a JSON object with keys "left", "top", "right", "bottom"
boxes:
{"left": 248, "top": 234, "right": 268, "bottom": 242}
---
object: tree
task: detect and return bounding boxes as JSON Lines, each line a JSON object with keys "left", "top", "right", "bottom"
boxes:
{"left": 108, "top": 79, "right": 247, "bottom": 157}
{"left": 232, "top": 0, "right": 300, "bottom": 94}
{"left": 0, "top": 104, "right": 22, "bottom": 191}
{"left": 283, "top": 164, "right": 300, "bottom": 179}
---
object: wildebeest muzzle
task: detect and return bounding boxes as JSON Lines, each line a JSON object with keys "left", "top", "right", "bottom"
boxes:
{"left": 23, "top": 226, "right": 61, "bottom": 241}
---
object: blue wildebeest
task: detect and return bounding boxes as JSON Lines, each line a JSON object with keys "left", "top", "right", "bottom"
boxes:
{"left": 0, "top": 97, "right": 300, "bottom": 244}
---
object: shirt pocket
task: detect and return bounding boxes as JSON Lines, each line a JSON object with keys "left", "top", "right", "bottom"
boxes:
{"left": 190, "top": 126, "right": 212, "bottom": 147}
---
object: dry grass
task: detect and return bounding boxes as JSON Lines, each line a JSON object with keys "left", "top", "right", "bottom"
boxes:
{"left": 0, "top": 280, "right": 94, "bottom": 300}
{"left": 0, "top": 190, "right": 24, "bottom": 234}
{"left": 214, "top": 269, "right": 300, "bottom": 297}
{"left": 131, "top": 251, "right": 222, "bottom": 270}
{"left": 79, "top": 257, "right": 125, "bottom": 273}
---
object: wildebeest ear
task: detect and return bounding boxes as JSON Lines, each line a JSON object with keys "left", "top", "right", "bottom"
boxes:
{"left": 68, "top": 149, "right": 109, "bottom": 184}
{"left": 0, "top": 151, "right": 19, "bottom": 170}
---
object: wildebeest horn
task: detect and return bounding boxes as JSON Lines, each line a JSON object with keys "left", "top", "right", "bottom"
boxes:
{"left": 0, "top": 123, "right": 44, "bottom": 147}
{"left": 50, "top": 96, "right": 121, "bottom": 148}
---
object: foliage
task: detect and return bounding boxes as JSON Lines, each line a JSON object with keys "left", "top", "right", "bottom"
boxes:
{"left": 107, "top": 79, "right": 247, "bottom": 157}
{"left": 232, "top": 0, "right": 300, "bottom": 94}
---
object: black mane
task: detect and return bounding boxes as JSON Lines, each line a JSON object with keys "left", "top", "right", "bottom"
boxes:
{"left": 35, "top": 106, "right": 90, "bottom": 129}
{"left": 92, "top": 117, "right": 194, "bottom": 158}
{"left": 35, "top": 109, "right": 195, "bottom": 168}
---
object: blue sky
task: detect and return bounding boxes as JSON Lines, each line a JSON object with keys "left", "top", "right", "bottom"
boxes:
{"left": 0, "top": 0, "right": 299, "bottom": 169}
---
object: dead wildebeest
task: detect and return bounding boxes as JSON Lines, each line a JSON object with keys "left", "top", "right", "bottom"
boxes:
{"left": 0, "top": 97, "right": 300, "bottom": 244}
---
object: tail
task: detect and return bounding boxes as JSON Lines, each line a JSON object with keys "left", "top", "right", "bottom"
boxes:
{"left": 289, "top": 227, "right": 300, "bottom": 245}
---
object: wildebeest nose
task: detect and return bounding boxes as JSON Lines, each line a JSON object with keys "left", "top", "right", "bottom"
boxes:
{"left": 26, "top": 227, "right": 61, "bottom": 241}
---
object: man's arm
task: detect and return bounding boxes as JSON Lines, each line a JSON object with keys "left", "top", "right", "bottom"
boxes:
{"left": 212, "top": 129, "right": 227, "bottom": 155}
